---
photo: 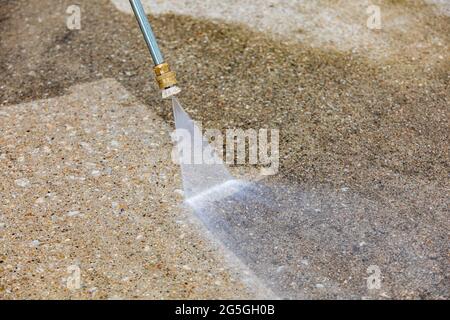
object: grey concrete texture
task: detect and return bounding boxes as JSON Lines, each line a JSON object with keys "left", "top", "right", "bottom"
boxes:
{"left": 1, "top": 0, "right": 449, "bottom": 299}
{"left": 0, "top": 79, "right": 270, "bottom": 299}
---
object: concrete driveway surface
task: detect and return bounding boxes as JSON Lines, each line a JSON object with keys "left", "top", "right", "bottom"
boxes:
{"left": 0, "top": 0, "right": 448, "bottom": 299}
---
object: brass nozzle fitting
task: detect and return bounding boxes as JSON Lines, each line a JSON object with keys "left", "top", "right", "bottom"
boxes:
{"left": 153, "top": 62, "right": 177, "bottom": 90}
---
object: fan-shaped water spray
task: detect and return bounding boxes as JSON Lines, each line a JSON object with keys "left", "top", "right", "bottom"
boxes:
{"left": 172, "top": 96, "right": 248, "bottom": 205}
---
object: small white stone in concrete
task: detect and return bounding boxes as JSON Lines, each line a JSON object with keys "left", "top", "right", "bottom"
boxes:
{"left": 15, "top": 178, "right": 30, "bottom": 188}
{"left": 42, "top": 146, "right": 51, "bottom": 153}
{"left": 31, "top": 240, "right": 40, "bottom": 247}
{"left": 110, "top": 140, "right": 120, "bottom": 148}
{"left": 80, "top": 142, "right": 93, "bottom": 153}
{"left": 91, "top": 170, "right": 101, "bottom": 177}
{"left": 276, "top": 265, "right": 286, "bottom": 273}
{"left": 67, "top": 210, "right": 80, "bottom": 217}
{"left": 315, "top": 283, "right": 325, "bottom": 289}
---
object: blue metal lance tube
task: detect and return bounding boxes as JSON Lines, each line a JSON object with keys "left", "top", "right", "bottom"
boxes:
{"left": 129, "top": 0, "right": 180, "bottom": 98}
{"left": 129, "top": 0, "right": 164, "bottom": 65}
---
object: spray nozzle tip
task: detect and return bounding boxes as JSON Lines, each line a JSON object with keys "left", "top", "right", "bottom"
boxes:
{"left": 161, "top": 85, "right": 181, "bottom": 99}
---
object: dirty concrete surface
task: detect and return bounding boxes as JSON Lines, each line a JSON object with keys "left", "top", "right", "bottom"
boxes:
{"left": 1, "top": 0, "right": 449, "bottom": 299}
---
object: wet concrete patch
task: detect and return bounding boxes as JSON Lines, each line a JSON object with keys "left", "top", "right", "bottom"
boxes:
{"left": 188, "top": 177, "right": 448, "bottom": 299}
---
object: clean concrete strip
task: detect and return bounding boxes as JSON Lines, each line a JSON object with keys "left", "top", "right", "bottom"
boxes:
{"left": 111, "top": 0, "right": 449, "bottom": 60}
{"left": 0, "top": 79, "right": 271, "bottom": 299}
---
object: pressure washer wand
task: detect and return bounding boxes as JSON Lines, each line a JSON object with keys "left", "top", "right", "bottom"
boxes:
{"left": 129, "top": 0, "right": 180, "bottom": 99}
